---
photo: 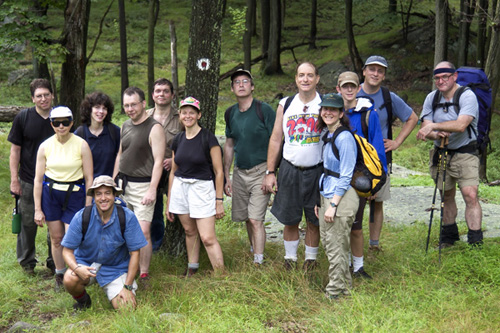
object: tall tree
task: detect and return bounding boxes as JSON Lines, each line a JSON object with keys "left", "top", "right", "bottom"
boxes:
{"left": 477, "top": 0, "right": 489, "bottom": 68}
{"left": 260, "top": 0, "right": 270, "bottom": 69}
{"left": 264, "top": 0, "right": 283, "bottom": 75}
{"left": 345, "top": 0, "right": 363, "bottom": 76}
{"left": 248, "top": 0, "right": 257, "bottom": 36}
{"left": 434, "top": 0, "right": 448, "bottom": 66}
{"left": 59, "top": 0, "right": 91, "bottom": 125}
{"left": 118, "top": 0, "right": 129, "bottom": 111}
{"left": 147, "top": 0, "right": 160, "bottom": 108}
{"left": 170, "top": 20, "right": 179, "bottom": 107}
{"left": 389, "top": 0, "right": 397, "bottom": 13}
{"left": 31, "top": 0, "right": 50, "bottom": 80}
{"left": 457, "top": 0, "right": 475, "bottom": 66}
{"left": 243, "top": 0, "right": 252, "bottom": 70}
{"left": 309, "top": 0, "right": 317, "bottom": 50}
{"left": 185, "top": 0, "right": 224, "bottom": 133}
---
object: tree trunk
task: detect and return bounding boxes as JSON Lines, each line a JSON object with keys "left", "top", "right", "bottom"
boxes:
{"left": 244, "top": 0, "right": 252, "bottom": 71}
{"left": 477, "top": 0, "right": 489, "bottom": 68}
{"left": 434, "top": 0, "right": 448, "bottom": 67}
{"left": 170, "top": 21, "right": 179, "bottom": 107}
{"left": 264, "top": 0, "right": 283, "bottom": 75}
{"left": 59, "top": 0, "right": 91, "bottom": 127}
{"left": 31, "top": 0, "right": 50, "bottom": 80}
{"left": 185, "top": 0, "right": 224, "bottom": 133}
{"left": 260, "top": 0, "right": 270, "bottom": 69}
{"left": 0, "top": 106, "right": 27, "bottom": 122}
{"left": 389, "top": 0, "right": 397, "bottom": 13}
{"left": 147, "top": 0, "right": 159, "bottom": 108}
{"left": 118, "top": 0, "right": 129, "bottom": 113}
{"left": 345, "top": 0, "right": 363, "bottom": 77}
{"left": 457, "top": 0, "right": 475, "bottom": 66}
{"left": 309, "top": 0, "right": 317, "bottom": 50}
{"left": 249, "top": 0, "right": 257, "bottom": 37}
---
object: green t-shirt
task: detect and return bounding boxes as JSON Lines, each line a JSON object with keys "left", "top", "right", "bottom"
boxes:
{"left": 225, "top": 99, "right": 275, "bottom": 169}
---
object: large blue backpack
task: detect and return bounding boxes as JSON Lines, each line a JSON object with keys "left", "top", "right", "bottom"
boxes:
{"left": 432, "top": 67, "right": 492, "bottom": 153}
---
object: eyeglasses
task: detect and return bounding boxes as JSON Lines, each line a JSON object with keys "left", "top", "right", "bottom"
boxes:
{"left": 51, "top": 120, "right": 71, "bottom": 127}
{"left": 35, "top": 93, "right": 51, "bottom": 100}
{"left": 433, "top": 74, "right": 453, "bottom": 83}
{"left": 123, "top": 102, "right": 141, "bottom": 109}
{"left": 233, "top": 79, "right": 250, "bottom": 85}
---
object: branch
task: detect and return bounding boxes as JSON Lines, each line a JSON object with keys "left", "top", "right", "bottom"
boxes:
{"left": 87, "top": 0, "right": 115, "bottom": 62}
{"left": 352, "top": 18, "right": 374, "bottom": 28}
{"left": 394, "top": 11, "right": 430, "bottom": 19}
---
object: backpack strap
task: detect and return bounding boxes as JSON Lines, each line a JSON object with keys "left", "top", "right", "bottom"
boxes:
{"left": 82, "top": 204, "right": 126, "bottom": 242}
{"left": 107, "top": 123, "right": 117, "bottom": 147}
{"left": 19, "top": 108, "right": 29, "bottom": 129}
{"left": 360, "top": 110, "right": 371, "bottom": 139}
{"left": 283, "top": 95, "right": 295, "bottom": 116}
{"left": 380, "top": 87, "right": 393, "bottom": 140}
{"left": 75, "top": 125, "right": 86, "bottom": 139}
{"left": 321, "top": 126, "right": 351, "bottom": 179}
{"left": 116, "top": 205, "right": 126, "bottom": 238}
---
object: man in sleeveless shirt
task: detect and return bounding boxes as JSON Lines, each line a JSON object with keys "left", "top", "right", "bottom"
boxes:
{"left": 113, "top": 86, "right": 165, "bottom": 285}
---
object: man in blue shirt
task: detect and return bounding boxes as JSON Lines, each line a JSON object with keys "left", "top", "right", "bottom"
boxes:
{"left": 357, "top": 56, "right": 418, "bottom": 251}
{"left": 61, "top": 176, "right": 147, "bottom": 310}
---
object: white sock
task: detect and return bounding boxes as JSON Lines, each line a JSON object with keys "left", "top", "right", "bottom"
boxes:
{"left": 55, "top": 267, "right": 67, "bottom": 275}
{"left": 352, "top": 255, "right": 364, "bottom": 272}
{"left": 254, "top": 253, "right": 264, "bottom": 264}
{"left": 284, "top": 239, "right": 299, "bottom": 261}
{"left": 304, "top": 245, "right": 319, "bottom": 261}
{"left": 188, "top": 263, "right": 199, "bottom": 269}
{"left": 250, "top": 246, "right": 254, "bottom": 253}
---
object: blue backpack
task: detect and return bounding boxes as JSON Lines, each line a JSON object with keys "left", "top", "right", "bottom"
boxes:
{"left": 431, "top": 67, "right": 492, "bottom": 154}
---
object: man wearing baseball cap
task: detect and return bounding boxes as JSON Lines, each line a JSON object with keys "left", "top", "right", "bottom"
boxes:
{"left": 224, "top": 69, "right": 275, "bottom": 265}
{"left": 357, "top": 56, "right": 418, "bottom": 251}
{"left": 61, "top": 175, "right": 147, "bottom": 310}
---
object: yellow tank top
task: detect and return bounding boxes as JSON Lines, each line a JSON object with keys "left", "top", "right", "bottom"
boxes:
{"left": 44, "top": 134, "right": 84, "bottom": 182}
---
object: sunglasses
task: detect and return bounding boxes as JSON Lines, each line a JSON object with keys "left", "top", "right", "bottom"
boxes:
{"left": 52, "top": 120, "right": 72, "bottom": 127}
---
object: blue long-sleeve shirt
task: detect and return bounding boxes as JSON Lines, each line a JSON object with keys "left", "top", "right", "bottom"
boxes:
{"left": 319, "top": 130, "right": 357, "bottom": 198}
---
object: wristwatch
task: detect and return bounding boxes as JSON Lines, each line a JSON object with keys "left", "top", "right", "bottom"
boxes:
{"left": 124, "top": 284, "right": 133, "bottom": 291}
{"left": 265, "top": 170, "right": 275, "bottom": 175}
{"left": 330, "top": 201, "right": 337, "bottom": 208}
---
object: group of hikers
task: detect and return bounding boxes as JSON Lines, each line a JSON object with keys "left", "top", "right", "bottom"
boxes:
{"left": 8, "top": 55, "right": 484, "bottom": 309}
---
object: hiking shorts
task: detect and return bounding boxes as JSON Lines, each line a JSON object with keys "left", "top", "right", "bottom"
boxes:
{"left": 270, "top": 159, "right": 321, "bottom": 226}
{"left": 42, "top": 183, "right": 85, "bottom": 224}
{"left": 121, "top": 181, "right": 155, "bottom": 222}
{"left": 87, "top": 272, "right": 138, "bottom": 301}
{"left": 374, "top": 174, "right": 391, "bottom": 202}
{"left": 232, "top": 162, "right": 270, "bottom": 222}
{"left": 168, "top": 177, "right": 215, "bottom": 219}
{"left": 429, "top": 149, "right": 479, "bottom": 191}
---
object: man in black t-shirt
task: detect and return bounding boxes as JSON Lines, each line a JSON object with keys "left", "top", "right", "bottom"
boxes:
{"left": 8, "top": 78, "right": 55, "bottom": 275}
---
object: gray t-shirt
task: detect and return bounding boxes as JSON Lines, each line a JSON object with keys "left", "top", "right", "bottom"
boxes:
{"left": 421, "top": 86, "right": 478, "bottom": 150}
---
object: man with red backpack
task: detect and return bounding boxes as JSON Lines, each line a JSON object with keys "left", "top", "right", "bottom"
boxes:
{"left": 417, "top": 61, "right": 483, "bottom": 247}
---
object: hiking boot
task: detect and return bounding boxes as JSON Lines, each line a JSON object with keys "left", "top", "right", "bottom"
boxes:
{"left": 139, "top": 274, "right": 151, "bottom": 289}
{"left": 302, "top": 259, "right": 318, "bottom": 271}
{"left": 441, "top": 223, "right": 460, "bottom": 245}
{"left": 284, "top": 259, "right": 297, "bottom": 271}
{"left": 46, "top": 258, "right": 56, "bottom": 276}
{"left": 73, "top": 293, "right": 91, "bottom": 311}
{"left": 54, "top": 273, "right": 64, "bottom": 292}
{"left": 353, "top": 267, "right": 372, "bottom": 279}
{"left": 23, "top": 266, "right": 36, "bottom": 276}
{"left": 368, "top": 244, "right": 382, "bottom": 252}
{"left": 180, "top": 268, "right": 198, "bottom": 278}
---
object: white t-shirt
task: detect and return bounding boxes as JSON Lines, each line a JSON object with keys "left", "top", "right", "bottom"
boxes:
{"left": 280, "top": 92, "right": 323, "bottom": 167}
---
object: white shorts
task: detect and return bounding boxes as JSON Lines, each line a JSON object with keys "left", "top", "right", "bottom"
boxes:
{"left": 89, "top": 273, "right": 138, "bottom": 301}
{"left": 168, "top": 177, "right": 215, "bottom": 219}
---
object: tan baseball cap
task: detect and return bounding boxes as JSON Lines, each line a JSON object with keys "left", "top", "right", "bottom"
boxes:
{"left": 338, "top": 71, "right": 360, "bottom": 87}
{"left": 86, "top": 175, "right": 123, "bottom": 196}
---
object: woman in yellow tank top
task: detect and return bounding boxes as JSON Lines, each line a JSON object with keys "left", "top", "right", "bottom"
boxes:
{"left": 33, "top": 106, "right": 93, "bottom": 291}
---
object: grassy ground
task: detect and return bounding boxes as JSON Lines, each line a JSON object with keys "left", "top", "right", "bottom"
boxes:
{"left": 2, "top": 0, "right": 500, "bottom": 331}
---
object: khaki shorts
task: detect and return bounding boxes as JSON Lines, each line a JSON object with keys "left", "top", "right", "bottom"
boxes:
{"left": 429, "top": 149, "right": 479, "bottom": 191}
{"left": 121, "top": 181, "right": 155, "bottom": 222}
{"left": 232, "top": 162, "right": 270, "bottom": 222}
{"left": 374, "top": 174, "right": 391, "bottom": 202}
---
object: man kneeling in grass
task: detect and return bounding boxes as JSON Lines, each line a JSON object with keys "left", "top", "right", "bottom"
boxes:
{"left": 61, "top": 176, "right": 147, "bottom": 310}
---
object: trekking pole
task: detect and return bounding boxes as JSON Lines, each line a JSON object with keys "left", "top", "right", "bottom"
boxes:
{"left": 425, "top": 137, "right": 445, "bottom": 253}
{"left": 438, "top": 137, "right": 449, "bottom": 264}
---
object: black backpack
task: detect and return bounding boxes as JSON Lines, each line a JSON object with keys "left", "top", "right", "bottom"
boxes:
{"left": 81, "top": 204, "right": 126, "bottom": 242}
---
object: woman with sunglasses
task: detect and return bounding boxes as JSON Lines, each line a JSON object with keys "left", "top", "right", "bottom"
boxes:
{"left": 34, "top": 106, "right": 93, "bottom": 290}
{"left": 166, "top": 97, "right": 225, "bottom": 276}
{"left": 75, "top": 92, "right": 120, "bottom": 177}
{"left": 315, "top": 93, "right": 359, "bottom": 300}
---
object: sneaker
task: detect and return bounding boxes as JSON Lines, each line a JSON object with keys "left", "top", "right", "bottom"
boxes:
{"left": 73, "top": 293, "right": 91, "bottom": 311}
{"left": 353, "top": 266, "right": 372, "bottom": 279}
{"left": 368, "top": 244, "right": 383, "bottom": 252}
{"left": 46, "top": 258, "right": 56, "bottom": 276}
{"left": 284, "top": 259, "right": 297, "bottom": 271}
{"left": 23, "top": 266, "right": 36, "bottom": 276}
{"left": 302, "top": 259, "right": 318, "bottom": 271}
{"left": 139, "top": 274, "right": 151, "bottom": 289}
{"left": 180, "top": 268, "right": 198, "bottom": 278}
{"left": 54, "top": 273, "right": 64, "bottom": 292}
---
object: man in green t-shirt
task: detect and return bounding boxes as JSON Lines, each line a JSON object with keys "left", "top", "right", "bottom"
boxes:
{"left": 224, "top": 69, "right": 276, "bottom": 265}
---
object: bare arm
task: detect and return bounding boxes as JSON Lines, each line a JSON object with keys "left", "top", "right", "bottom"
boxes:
{"left": 111, "top": 249, "right": 139, "bottom": 310}
{"left": 113, "top": 143, "right": 122, "bottom": 180}
{"left": 265, "top": 104, "right": 284, "bottom": 194}
{"left": 9, "top": 144, "right": 22, "bottom": 196}
{"left": 165, "top": 151, "right": 178, "bottom": 222}
{"left": 211, "top": 146, "right": 225, "bottom": 220}
{"left": 142, "top": 124, "right": 165, "bottom": 206}
{"left": 33, "top": 144, "right": 47, "bottom": 227}
{"left": 417, "top": 115, "right": 473, "bottom": 141}
{"left": 385, "top": 111, "right": 418, "bottom": 152}
{"left": 223, "top": 138, "right": 234, "bottom": 196}
{"left": 62, "top": 247, "right": 95, "bottom": 282}
{"left": 81, "top": 140, "right": 94, "bottom": 206}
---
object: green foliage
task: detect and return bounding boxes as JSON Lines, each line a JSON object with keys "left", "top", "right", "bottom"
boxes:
{"left": 227, "top": 6, "right": 247, "bottom": 38}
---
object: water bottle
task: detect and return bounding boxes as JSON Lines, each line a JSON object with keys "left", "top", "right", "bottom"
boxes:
{"left": 12, "top": 196, "right": 21, "bottom": 234}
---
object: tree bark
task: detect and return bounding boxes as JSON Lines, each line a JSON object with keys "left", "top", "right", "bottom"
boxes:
{"left": 59, "top": 0, "right": 91, "bottom": 127}
{"left": 244, "top": 0, "right": 252, "bottom": 71}
{"left": 170, "top": 21, "right": 179, "bottom": 107}
{"left": 457, "top": 0, "right": 475, "bottom": 66}
{"left": 147, "top": 0, "right": 159, "bottom": 108}
{"left": 477, "top": 0, "right": 489, "bottom": 68}
{"left": 309, "top": 0, "right": 317, "bottom": 50}
{"left": 118, "top": 0, "right": 129, "bottom": 113}
{"left": 260, "top": 0, "right": 270, "bottom": 69}
{"left": 434, "top": 0, "right": 448, "bottom": 67}
{"left": 31, "top": 0, "right": 50, "bottom": 80}
{"left": 345, "top": 0, "right": 363, "bottom": 77}
{"left": 264, "top": 0, "right": 283, "bottom": 75}
{"left": 185, "top": 0, "right": 224, "bottom": 133}
{"left": 0, "top": 106, "right": 27, "bottom": 122}
{"left": 389, "top": 0, "right": 397, "bottom": 13}
{"left": 249, "top": 0, "right": 257, "bottom": 37}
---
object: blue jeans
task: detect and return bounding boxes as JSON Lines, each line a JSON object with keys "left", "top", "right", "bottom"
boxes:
{"left": 151, "top": 193, "right": 165, "bottom": 251}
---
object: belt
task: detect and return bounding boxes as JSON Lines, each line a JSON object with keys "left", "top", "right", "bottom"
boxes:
{"left": 284, "top": 159, "right": 322, "bottom": 171}
{"left": 117, "top": 173, "right": 151, "bottom": 195}
{"left": 43, "top": 176, "right": 84, "bottom": 212}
